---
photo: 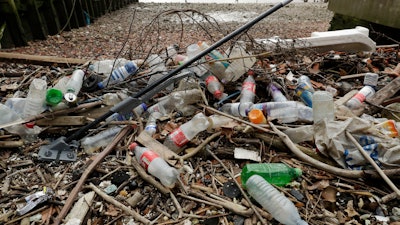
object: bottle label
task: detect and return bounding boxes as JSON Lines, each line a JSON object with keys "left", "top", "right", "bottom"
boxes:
{"left": 242, "top": 81, "right": 256, "bottom": 93}
{"left": 140, "top": 151, "right": 159, "bottom": 170}
{"left": 169, "top": 128, "right": 189, "bottom": 147}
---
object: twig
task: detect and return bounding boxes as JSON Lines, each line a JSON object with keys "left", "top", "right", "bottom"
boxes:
{"left": 206, "top": 149, "right": 267, "bottom": 224}
{"left": 88, "top": 183, "right": 150, "bottom": 224}
{"left": 52, "top": 126, "right": 132, "bottom": 225}
{"left": 179, "top": 131, "right": 221, "bottom": 161}
{"left": 345, "top": 131, "right": 400, "bottom": 198}
{"left": 169, "top": 192, "right": 184, "bottom": 219}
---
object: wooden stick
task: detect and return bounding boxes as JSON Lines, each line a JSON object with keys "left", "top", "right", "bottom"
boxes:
{"left": 345, "top": 131, "right": 400, "bottom": 198}
{"left": 52, "top": 126, "right": 132, "bottom": 225}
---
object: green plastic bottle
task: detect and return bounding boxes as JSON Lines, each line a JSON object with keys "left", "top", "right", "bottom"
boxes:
{"left": 241, "top": 163, "right": 302, "bottom": 188}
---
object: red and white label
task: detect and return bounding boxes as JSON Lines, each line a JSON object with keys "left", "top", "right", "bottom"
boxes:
{"left": 242, "top": 81, "right": 256, "bottom": 93}
{"left": 170, "top": 128, "right": 189, "bottom": 147}
{"left": 140, "top": 151, "right": 159, "bottom": 170}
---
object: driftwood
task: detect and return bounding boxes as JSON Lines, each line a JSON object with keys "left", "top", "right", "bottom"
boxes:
{"left": 0, "top": 52, "right": 89, "bottom": 66}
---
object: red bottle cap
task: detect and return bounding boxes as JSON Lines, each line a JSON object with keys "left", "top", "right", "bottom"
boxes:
{"left": 128, "top": 142, "right": 138, "bottom": 151}
{"left": 25, "top": 122, "right": 35, "bottom": 129}
{"left": 214, "top": 90, "right": 222, "bottom": 99}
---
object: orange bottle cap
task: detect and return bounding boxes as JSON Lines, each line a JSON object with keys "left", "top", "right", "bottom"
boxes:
{"left": 248, "top": 109, "right": 267, "bottom": 124}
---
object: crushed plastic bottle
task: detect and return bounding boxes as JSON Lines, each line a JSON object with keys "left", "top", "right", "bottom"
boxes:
{"left": 129, "top": 142, "right": 179, "bottom": 188}
{"left": 80, "top": 126, "right": 123, "bottom": 154}
{"left": 295, "top": 75, "right": 315, "bottom": 107}
{"left": 345, "top": 85, "right": 375, "bottom": 110}
{"left": 163, "top": 112, "right": 210, "bottom": 153}
{"left": 23, "top": 78, "right": 47, "bottom": 118}
{"left": 241, "top": 163, "right": 302, "bottom": 187}
{"left": 246, "top": 175, "right": 308, "bottom": 225}
{"left": 98, "top": 61, "right": 138, "bottom": 89}
{"left": 64, "top": 69, "right": 85, "bottom": 103}
{"left": 252, "top": 101, "right": 313, "bottom": 123}
{"left": 239, "top": 71, "right": 256, "bottom": 117}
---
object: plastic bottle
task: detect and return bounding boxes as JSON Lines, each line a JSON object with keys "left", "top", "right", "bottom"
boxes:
{"left": 239, "top": 71, "right": 256, "bottom": 117}
{"left": 163, "top": 112, "right": 210, "bottom": 153}
{"left": 295, "top": 75, "right": 315, "bottom": 107}
{"left": 23, "top": 78, "right": 47, "bottom": 118}
{"left": 145, "top": 112, "right": 162, "bottom": 136}
{"left": 64, "top": 69, "right": 85, "bottom": 103}
{"left": 80, "top": 126, "right": 123, "bottom": 154}
{"left": 146, "top": 54, "right": 169, "bottom": 88}
{"left": 241, "top": 163, "right": 302, "bottom": 187}
{"left": 205, "top": 75, "right": 224, "bottom": 99}
{"left": 219, "top": 102, "right": 241, "bottom": 117}
{"left": 246, "top": 175, "right": 308, "bottom": 225}
{"left": 98, "top": 61, "right": 138, "bottom": 89}
{"left": 312, "top": 91, "right": 334, "bottom": 123}
{"left": 207, "top": 114, "right": 234, "bottom": 130}
{"left": 223, "top": 43, "right": 256, "bottom": 83}
{"left": 185, "top": 43, "right": 209, "bottom": 77}
{"left": 129, "top": 142, "right": 179, "bottom": 188}
{"left": 90, "top": 58, "right": 129, "bottom": 75}
{"left": 197, "top": 41, "right": 229, "bottom": 68}
{"left": 269, "top": 83, "right": 287, "bottom": 102}
{"left": 345, "top": 85, "right": 375, "bottom": 110}
{"left": 252, "top": 101, "right": 313, "bottom": 123}
{"left": 248, "top": 108, "right": 267, "bottom": 124}
{"left": 363, "top": 72, "right": 379, "bottom": 88}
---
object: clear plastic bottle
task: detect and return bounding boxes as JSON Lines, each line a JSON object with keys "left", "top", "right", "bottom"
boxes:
{"left": 98, "top": 61, "right": 138, "bottom": 89}
{"left": 345, "top": 85, "right": 375, "bottom": 110}
{"left": 80, "top": 126, "right": 123, "bottom": 154}
{"left": 312, "top": 91, "right": 334, "bottom": 123}
{"left": 219, "top": 102, "right": 241, "bottom": 117}
{"left": 241, "top": 163, "right": 302, "bottom": 187}
{"left": 269, "top": 83, "right": 287, "bottom": 102}
{"left": 197, "top": 41, "right": 229, "bottom": 68}
{"left": 185, "top": 43, "right": 209, "bottom": 77}
{"left": 145, "top": 112, "right": 162, "bottom": 136}
{"left": 64, "top": 69, "right": 85, "bottom": 103}
{"left": 163, "top": 112, "right": 210, "bottom": 153}
{"left": 295, "top": 75, "right": 315, "bottom": 107}
{"left": 205, "top": 75, "right": 224, "bottom": 100}
{"left": 252, "top": 101, "right": 313, "bottom": 123}
{"left": 239, "top": 72, "right": 256, "bottom": 117}
{"left": 223, "top": 43, "right": 256, "bottom": 83}
{"left": 207, "top": 114, "right": 234, "bottom": 130}
{"left": 146, "top": 54, "right": 169, "bottom": 88}
{"left": 129, "top": 142, "right": 179, "bottom": 188}
{"left": 23, "top": 78, "right": 47, "bottom": 118}
{"left": 246, "top": 175, "right": 308, "bottom": 225}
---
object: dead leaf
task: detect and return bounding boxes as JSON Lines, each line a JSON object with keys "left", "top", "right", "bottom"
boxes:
{"left": 307, "top": 180, "right": 330, "bottom": 191}
{"left": 321, "top": 186, "right": 337, "bottom": 202}
{"left": 344, "top": 200, "right": 359, "bottom": 218}
{"left": 308, "top": 62, "right": 320, "bottom": 74}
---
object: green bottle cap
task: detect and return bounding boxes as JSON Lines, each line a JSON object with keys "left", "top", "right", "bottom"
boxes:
{"left": 294, "top": 167, "right": 302, "bottom": 178}
{"left": 46, "top": 88, "right": 63, "bottom": 106}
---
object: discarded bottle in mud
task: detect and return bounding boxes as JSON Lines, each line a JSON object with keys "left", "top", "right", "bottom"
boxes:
{"left": 80, "top": 126, "right": 123, "bottom": 154}
{"left": 64, "top": 69, "right": 85, "bottom": 103}
{"left": 246, "top": 175, "right": 308, "bottom": 225}
{"left": 223, "top": 43, "right": 256, "bottom": 83}
{"left": 163, "top": 112, "right": 210, "bottom": 153}
{"left": 312, "top": 91, "right": 334, "bottom": 123}
{"left": 146, "top": 54, "right": 173, "bottom": 90}
{"left": 295, "top": 75, "right": 314, "bottom": 107}
{"left": 241, "top": 163, "right": 302, "bottom": 187}
{"left": 252, "top": 101, "right": 313, "bottom": 123}
{"left": 23, "top": 78, "right": 47, "bottom": 118}
{"left": 239, "top": 71, "right": 256, "bottom": 117}
{"left": 205, "top": 75, "right": 225, "bottom": 100}
{"left": 345, "top": 85, "right": 375, "bottom": 110}
{"left": 248, "top": 108, "right": 267, "bottom": 124}
{"left": 269, "top": 83, "right": 287, "bottom": 102}
{"left": 129, "top": 142, "right": 179, "bottom": 188}
{"left": 98, "top": 61, "right": 138, "bottom": 89}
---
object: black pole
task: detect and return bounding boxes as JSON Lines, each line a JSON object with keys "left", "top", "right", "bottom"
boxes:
{"left": 65, "top": 0, "right": 293, "bottom": 142}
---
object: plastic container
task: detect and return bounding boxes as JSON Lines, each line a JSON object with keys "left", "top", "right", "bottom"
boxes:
{"left": 205, "top": 75, "right": 224, "bottom": 99}
{"left": 23, "top": 78, "right": 47, "bottom": 118}
{"left": 312, "top": 91, "right": 334, "bottom": 123}
{"left": 239, "top": 72, "right": 256, "bottom": 117}
{"left": 129, "top": 142, "right": 179, "bottom": 188}
{"left": 248, "top": 109, "right": 267, "bottom": 124}
{"left": 345, "top": 85, "right": 375, "bottom": 110}
{"left": 269, "top": 83, "right": 287, "bottom": 102}
{"left": 223, "top": 43, "right": 256, "bottom": 83}
{"left": 219, "top": 102, "right": 241, "bottom": 117}
{"left": 163, "top": 112, "right": 210, "bottom": 153}
{"left": 145, "top": 112, "right": 162, "bottom": 135}
{"left": 295, "top": 75, "right": 315, "bottom": 107}
{"left": 98, "top": 61, "right": 138, "bottom": 89}
{"left": 246, "top": 175, "right": 308, "bottom": 225}
{"left": 241, "top": 163, "right": 302, "bottom": 187}
{"left": 252, "top": 101, "right": 313, "bottom": 123}
{"left": 64, "top": 69, "right": 85, "bottom": 102}
{"left": 80, "top": 126, "right": 123, "bottom": 154}
{"left": 363, "top": 72, "right": 379, "bottom": 87}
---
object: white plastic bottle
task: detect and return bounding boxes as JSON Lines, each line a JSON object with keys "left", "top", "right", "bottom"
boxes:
{"left": 269, "top": 83, "right": 287, "bottom": 102}
{"left": 345, "top": 86, "right": 375, "bottom": 110}
{"left": 312, "top": 91, "right": 334, "bottom": 123}
{"left": 80, "top": 126, "right": 123, "bottom": 154}
{"left": 239, "top": 72, "right": 256, "bottom": 117}
{"left": 252, "top": 101, "right": 313, "bottom": 123}
{"left": 64, "top": 69, "right": 85, "bottom": 102}
{"left": 129, "top": 142, "right": 179, "bottom": 188}
{"left": 246, "top": 175, "right": 308, "bottom": 225}
{"left": 23, "top": 78, "right": 47, "bottom": 118}
{"left": 163, "top": 112, "right": 210, "bottom": 153}
{"left": 98, "top": 61, "right": 138, "bottom": 89}
{"left": 205, "top": 75, "right": 224, "bottom": 100}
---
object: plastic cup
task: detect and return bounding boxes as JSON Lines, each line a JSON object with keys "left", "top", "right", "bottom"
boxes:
{"left": 248, "top": 109, "right": 267, "bottom": 124}
{"left": 46, "top": 88, "right": 63, "bottom": 106}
